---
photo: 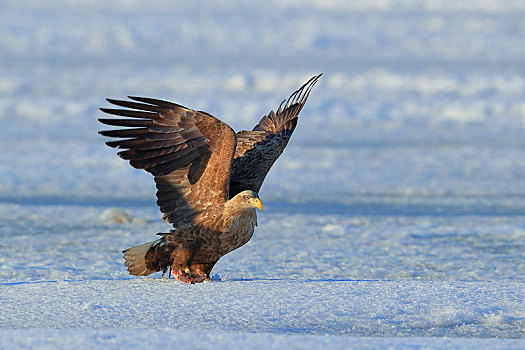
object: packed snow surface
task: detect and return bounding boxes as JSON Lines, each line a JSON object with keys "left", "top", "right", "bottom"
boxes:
{"left": 1, "top": 0, "right": 525, "bottom": 348}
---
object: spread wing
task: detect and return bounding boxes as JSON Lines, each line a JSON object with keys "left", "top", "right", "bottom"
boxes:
{"left": 99, "top": 97, "right": 236, "bottom": 227}
{"left": 229, "top": 74, "right": 321, "bottom": 198}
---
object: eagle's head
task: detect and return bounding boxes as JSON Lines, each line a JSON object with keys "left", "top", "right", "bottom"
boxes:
{"left": 231, "top": 190, "right": 263, "bottom": 210}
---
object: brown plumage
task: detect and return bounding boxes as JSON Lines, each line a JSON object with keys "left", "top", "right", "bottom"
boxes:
{"left": 99, "top": 74, "right": 321, "bottom": 283}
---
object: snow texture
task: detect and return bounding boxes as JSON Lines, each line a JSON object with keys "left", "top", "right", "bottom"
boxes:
{"left": 1, "top": 0, "right": 525, "bottom": 348}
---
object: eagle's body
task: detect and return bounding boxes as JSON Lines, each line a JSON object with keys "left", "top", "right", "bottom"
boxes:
{"left": 99, "top": 74, "right": 321, "bottom": 283}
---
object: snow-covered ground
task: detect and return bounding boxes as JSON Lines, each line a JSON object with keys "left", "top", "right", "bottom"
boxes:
{"left": 1, "top": 0, "right": 525, "bottom": 348}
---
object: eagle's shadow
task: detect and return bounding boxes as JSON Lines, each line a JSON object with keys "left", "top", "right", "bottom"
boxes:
{"left": 215, "top": 277, "right": 380, "bottom": 283}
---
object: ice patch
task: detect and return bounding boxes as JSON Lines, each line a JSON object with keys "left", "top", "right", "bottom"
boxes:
{"left": 321, "top": 224, "right": 345, "bottom": 236}
{"left": 100, "top": 208, "right": 148, "bottom": 225}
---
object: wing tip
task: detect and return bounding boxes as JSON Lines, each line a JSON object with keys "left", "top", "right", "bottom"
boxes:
{"left": 106, "top": 98, "right": 120, "bottom": 105}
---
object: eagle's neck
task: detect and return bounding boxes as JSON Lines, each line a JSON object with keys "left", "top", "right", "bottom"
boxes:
{"left": 223, "top": 200, "right": 258, "bottom": 230}
{"left": 220, "top": 201, "right": 258, "bottom": 252}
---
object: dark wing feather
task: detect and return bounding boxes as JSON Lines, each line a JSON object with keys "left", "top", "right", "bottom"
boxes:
{"left": 229, "top": 74, "right": 321, "bottom": 198}
{"left": 99, "top": 97, "right": 236, "bottom": 228}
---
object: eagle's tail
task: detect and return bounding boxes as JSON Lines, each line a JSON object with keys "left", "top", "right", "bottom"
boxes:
{"left": 122, "top": 240, "right": 159, "bottom": 276}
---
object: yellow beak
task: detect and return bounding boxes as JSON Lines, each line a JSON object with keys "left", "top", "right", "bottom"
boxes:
{"left": 250, "top": 197, "right": 263, "bottom": 210}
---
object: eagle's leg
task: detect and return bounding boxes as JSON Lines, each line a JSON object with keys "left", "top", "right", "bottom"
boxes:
{"left": 170, "top": 241, "right": 206, "bottom": 284}
{"left": 190, "top": 261, "right": 218, "bottom": 281}
{"left": 161, "top": 266, "right": 173, "bottom": 278}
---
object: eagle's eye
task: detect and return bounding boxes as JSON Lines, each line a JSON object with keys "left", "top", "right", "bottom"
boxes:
{"left": 244, "top": 195, "right": 250, "bottom": 200}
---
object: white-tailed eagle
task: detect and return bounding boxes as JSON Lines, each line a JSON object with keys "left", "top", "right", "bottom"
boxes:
{"left": 99, "top": 74, "right": 321, "bottom": 283}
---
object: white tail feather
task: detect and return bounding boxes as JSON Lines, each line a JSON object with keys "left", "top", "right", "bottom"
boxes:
{"left": 122, "top": 240, "right": 159, "bottom": 276}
